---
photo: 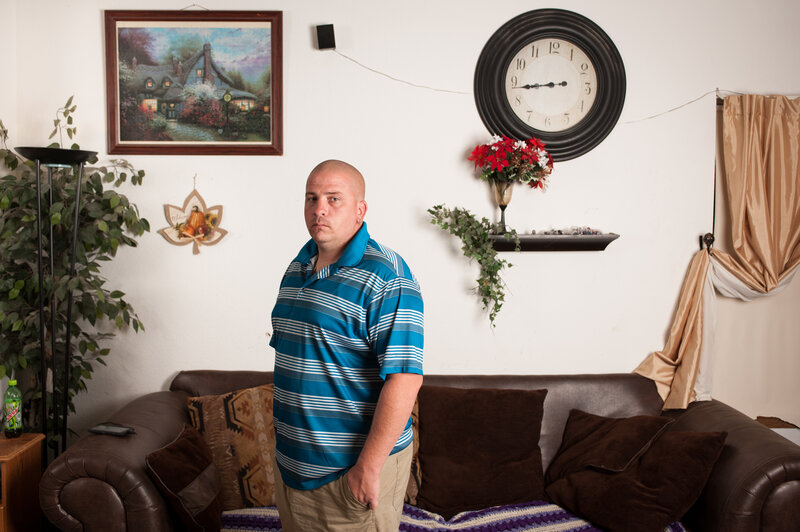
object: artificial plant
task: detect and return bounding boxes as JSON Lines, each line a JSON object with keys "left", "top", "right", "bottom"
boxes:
{"left": 429, "top": 205, "right": 519, "bottom": 327}
{"left": 0, "top": 97, "right": 149, "bottom": 448}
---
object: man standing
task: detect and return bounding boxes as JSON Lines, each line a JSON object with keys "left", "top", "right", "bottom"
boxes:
{"left": 270, "top": 160, "right": 424, "bottom": 531}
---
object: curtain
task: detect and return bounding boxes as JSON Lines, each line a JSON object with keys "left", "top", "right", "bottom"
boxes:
{"left": 635, "top": 94, "right": 800, "bottom": 410}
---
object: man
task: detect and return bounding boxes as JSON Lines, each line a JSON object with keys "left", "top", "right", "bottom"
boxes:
{"left": 270, "top": 160, "right": 424, "bottom": 531}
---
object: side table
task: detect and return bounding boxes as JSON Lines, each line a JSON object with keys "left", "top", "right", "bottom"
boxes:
{"left": 0, "top": 433, "right": 44, "bottom": 532}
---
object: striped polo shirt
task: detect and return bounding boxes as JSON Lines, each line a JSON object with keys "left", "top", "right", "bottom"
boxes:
{"left": 270, "top": 222, "right": 424, "bottom": 490}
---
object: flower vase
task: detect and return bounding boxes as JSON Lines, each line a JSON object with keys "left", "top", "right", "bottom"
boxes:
{"left": 493, "top": 181, "right": 514, "bottom": 233}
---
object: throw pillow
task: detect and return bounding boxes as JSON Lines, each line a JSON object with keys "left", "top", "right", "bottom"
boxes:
{"left": 546, "top": 409, "right": 727, "bottom": 532}
{"left": 187, "top": 383, "right": 275, "bottom": 510}
{"left": 404, "top": 399, "right": 421, "bottom": 505}
{"left": 145, "top": 424, "right": 223, "bottom": 532}
{"left": 415, "top": 385, "right": 548, "bottom": 520}
{"left": 544, "top": 408, "right": 674, "bottom": 484}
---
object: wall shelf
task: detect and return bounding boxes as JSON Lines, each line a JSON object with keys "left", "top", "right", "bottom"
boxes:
{"left": 489, "top": 233, "right": 620, "bottom": 252}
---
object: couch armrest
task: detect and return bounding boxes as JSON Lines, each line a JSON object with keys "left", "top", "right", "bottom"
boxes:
{"left": 664, "top": 399, "right": 800, "bottom": 532}
{"left": 40, "top": 390, "right": 190, "bottom": 532}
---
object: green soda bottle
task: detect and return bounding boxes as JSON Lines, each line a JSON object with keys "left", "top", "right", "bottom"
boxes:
{"left": 4, "top": 379, "right": 22, "bottom": 438}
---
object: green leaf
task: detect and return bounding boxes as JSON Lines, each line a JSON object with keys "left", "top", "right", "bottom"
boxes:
{"left": 109, "top": 195, "right": 120, "bottom": 208}
{"left": 97, "top": 220, "right": 108, "bottom": 233}
{"left": 12, "top": 320, "right": 23, "bottom": 331}
{"left": 51, "top": 212, "right": 62, "bottom": 225}
{"left": 18, "top": 357, "right": 27, "bottom": 369}
{"left": 110, "top": 290, "right": 125, "bottom": 298}
{"left": 0, "top": 365, "right": 5, "bottom": 378}
{"left": 0, "top": 195, "right": 9, "bottom": 209}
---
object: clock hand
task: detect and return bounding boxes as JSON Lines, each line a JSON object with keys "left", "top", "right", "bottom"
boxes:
{"left": 516, "top": 81, "right": 569, "bottom": 89}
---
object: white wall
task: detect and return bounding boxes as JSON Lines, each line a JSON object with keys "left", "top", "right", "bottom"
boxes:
{"left": 2, "top": 0, "right": 798, "bottom": 433}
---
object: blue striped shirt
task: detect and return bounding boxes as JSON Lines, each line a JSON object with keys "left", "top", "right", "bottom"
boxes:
{"left": 270, "top": 223, "right": 424, "bottom": 490}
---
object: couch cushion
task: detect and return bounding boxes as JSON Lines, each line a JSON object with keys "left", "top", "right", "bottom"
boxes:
{"left": 187, "top": 383, "right": 276, "bottom": 510}
{"left": 145, "top": 424, "right": 223, "bottom": 532}
{"left": 415, "top": 385, "right": 547, "bottom": 519}
{"left": 546, "top": 409, "right": 727, "bottom": 532}
{"left": 544, "top": 408, "right": 673, "bottom": 483}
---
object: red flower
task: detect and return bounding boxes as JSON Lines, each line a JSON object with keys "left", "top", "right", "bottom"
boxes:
{"left": 469, "top": 135, "right": 553, "bottom": 189}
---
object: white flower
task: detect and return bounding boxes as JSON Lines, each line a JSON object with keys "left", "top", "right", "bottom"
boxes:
{"left": 488, "top": 135, "right": 503, "bottom": 149}
{"left": 537, "top": 152, "right": 549, "bottom": 167}
{"left": 514, "top": 140, "right": 527, "bottom": 150}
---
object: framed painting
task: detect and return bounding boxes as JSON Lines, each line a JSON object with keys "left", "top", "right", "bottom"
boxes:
{"left": 104, "top": 10, "right": 282, "bottom": 155}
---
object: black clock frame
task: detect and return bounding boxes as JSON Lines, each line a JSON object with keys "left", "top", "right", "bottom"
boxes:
{"left": 474, "top": 9, "right": 626, "bottom": 161}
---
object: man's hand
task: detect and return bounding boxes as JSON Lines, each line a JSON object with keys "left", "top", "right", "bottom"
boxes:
{"left": 346, "top": 460, "right": 381, "bottom": 508}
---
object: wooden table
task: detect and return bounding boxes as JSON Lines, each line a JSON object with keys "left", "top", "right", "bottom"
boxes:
{"left": 0, "top": 433, "right": 44, "bottom": 532}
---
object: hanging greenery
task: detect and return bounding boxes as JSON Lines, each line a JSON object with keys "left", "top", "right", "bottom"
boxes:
{"left": 428, "top": 204, "right": 519, "bottom": 326}
{"left": 0, "top": 97, "right": 149, "bottom": 447}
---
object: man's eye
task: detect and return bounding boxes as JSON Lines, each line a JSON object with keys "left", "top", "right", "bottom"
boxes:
{"left": 330, "top": 197, "right": 340, "bottom": 203}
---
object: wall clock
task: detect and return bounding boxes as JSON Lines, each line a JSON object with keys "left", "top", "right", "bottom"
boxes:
{"left": 474, "top": 9, "right": 626, "bottom": 161}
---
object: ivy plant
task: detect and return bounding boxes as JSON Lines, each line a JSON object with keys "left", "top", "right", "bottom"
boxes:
{"left": 429, "top": 204, "right": 519, "bottom": 326}
{"left": 0, "top": 97, "right": 149, "bottom": 447}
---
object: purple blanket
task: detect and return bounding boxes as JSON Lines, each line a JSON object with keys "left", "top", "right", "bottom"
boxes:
{"left": 222, "top": 501, "right": 687, "bottom": 531}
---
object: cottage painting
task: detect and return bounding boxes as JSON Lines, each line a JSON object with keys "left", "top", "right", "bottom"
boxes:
{"left": 105, "top": 11, "right": 283, "bottom": 155}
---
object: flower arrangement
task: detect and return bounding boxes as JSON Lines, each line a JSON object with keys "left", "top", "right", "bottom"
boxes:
{"left": 468, "top": 135, "right": 554, "bottom": 189}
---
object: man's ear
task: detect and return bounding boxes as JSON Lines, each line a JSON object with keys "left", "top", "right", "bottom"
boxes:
{"left": 357, "top": 200, "right": 368, "bottom": 223}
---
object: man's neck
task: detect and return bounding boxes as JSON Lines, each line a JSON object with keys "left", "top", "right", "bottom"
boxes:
{"left": 313, "top": 251, "right": 339, "bottom": 273}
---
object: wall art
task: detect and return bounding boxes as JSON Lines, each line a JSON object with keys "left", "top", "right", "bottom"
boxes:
{"left": 104, "top": 10, "right": 283, "bottom": 155}
{"left": 158, "top": 186, "right": 228, "bottom": 254}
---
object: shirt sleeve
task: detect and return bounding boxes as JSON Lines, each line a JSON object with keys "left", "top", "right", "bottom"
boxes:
{"left": 368, "top": 273, "right": 424, "bottom": 380}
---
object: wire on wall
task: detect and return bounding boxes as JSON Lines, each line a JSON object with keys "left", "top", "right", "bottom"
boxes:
{"left": 333, "top": 51, "right": 470, "bottom": 95}
{"left": 329, "top": 51, "right": 799, "bottom": 124}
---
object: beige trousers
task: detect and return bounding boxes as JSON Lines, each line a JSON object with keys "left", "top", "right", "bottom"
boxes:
{"left": 274, "top": 444, "right": 413, "bottom": 532}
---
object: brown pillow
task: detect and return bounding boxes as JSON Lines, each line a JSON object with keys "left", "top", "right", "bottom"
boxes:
{"left": 546, "top": 410, "right": 727, "bottom": 532}
{"left": 545, "top": 408, "right": 674, "bottom": 484}
{"left": 187, "top": 383, "right": 275, "bottom": 510}
{"left": 415, "top": 385, "right": 548, "bottom": 519}
{"left": 145, "top": 424, "right": 223, "bottom": 532}
{"left": 404, "top": 399, "right": 421, "bottom": 505}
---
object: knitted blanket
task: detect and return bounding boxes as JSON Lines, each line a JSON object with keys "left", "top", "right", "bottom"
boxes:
{"left": 221, "top": 501, "right": 687, "bottom": 531}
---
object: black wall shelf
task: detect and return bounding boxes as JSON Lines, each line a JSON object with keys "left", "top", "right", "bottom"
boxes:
{"left": 490, "top": 233, "right": 620, "bottom": 252}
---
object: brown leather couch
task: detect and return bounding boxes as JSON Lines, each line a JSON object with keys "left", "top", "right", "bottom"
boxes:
{"left": 39, "top": 370, "right": 800, "bottom": 531}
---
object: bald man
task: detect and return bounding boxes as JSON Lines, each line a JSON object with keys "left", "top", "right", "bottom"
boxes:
{"left": 270, "top": 160, "right": 424, "bottom": 531}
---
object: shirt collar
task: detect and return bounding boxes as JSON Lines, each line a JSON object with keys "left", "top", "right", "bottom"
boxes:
{"left": 295, "top": 222, "right": 370, "bottom": 270}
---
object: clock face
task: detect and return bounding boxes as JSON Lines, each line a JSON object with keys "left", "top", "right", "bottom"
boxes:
{"left": 474, "top": 9, "right": 626, "bottom": 161}
{"left": 505, "top": 38, "right": 598, "bottom": 133}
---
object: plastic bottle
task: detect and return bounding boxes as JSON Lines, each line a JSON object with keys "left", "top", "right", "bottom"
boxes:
{"left": 4, "top": 379, "right": 22, "bottom": 438}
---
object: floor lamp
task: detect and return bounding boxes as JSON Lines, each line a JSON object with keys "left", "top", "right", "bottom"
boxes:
{"left": 15, "top": 147, "right": 96, "bottom": 463}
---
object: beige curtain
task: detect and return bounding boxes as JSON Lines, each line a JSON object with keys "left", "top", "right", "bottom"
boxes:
{"left": 636, "top": 94, "right": 800, "bottom": 410}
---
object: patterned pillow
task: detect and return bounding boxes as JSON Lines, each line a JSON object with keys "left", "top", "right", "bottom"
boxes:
{"left": 187, "top": 384, "right": 275, "bottom": 510}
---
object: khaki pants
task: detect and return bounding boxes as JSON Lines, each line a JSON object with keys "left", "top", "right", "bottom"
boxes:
{"left": 274, "top": 445, "right": 413, "bottom": 532}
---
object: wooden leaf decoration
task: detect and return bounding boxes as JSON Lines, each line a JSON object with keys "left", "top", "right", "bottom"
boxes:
{"left": 157, "top": 189, "right": 228, "bottom": 255}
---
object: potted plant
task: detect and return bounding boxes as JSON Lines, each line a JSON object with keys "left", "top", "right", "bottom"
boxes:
{"left": 468, "top": 134, "right": 553, "bottom": 232}
{"left": 0, "top": 97, "right": 149, "bottom": 450}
